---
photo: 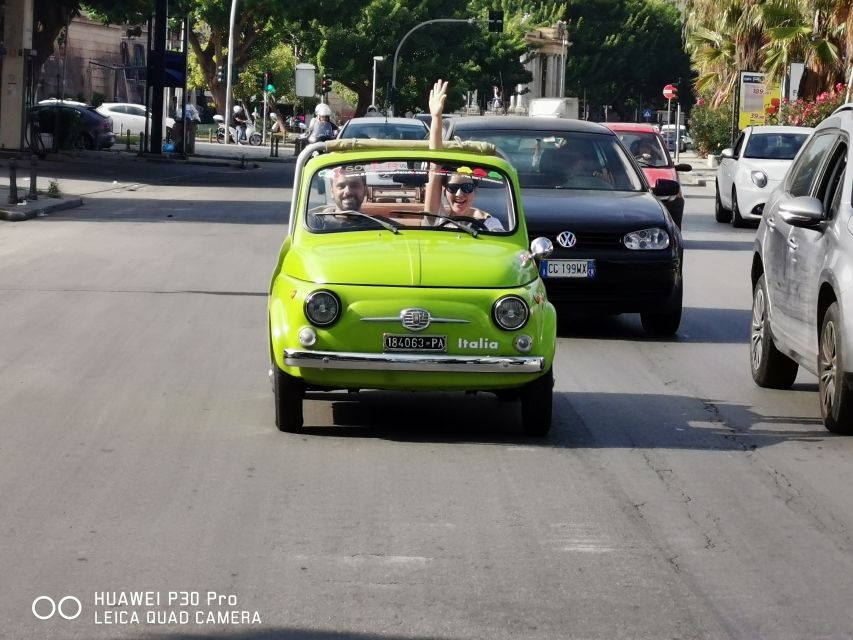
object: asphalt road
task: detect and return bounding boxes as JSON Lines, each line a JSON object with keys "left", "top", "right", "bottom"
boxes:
{"left": 2, "top": 159, "right": 852, "bottom": 639}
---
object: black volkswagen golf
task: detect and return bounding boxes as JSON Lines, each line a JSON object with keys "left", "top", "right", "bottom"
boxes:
{"left": 444, "top": 116, "right": 684, "bottom": 335}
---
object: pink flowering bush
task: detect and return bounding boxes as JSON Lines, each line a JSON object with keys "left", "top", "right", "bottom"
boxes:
{"left": 776, "top": 84, "right": 847, "bottom": 127}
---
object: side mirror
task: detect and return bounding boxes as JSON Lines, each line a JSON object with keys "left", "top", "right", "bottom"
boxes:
{"left": 778, "top": 196, "right": 825, "bottom": 228}
{"left": 720, "top": 148, "right": 734, "bottom": 159}
{"left": 530, "top": 237, "right": 553, "bottom": 260}
{"left": 652, "top": 178, "right": 680, "bottom": 197}
{"left": 675, "top": 163, "right": 692, "bottom": 172}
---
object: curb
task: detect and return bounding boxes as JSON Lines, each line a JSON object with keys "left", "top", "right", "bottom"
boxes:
{"left": 0, "top": 196, "right": 83, "bottom": 221}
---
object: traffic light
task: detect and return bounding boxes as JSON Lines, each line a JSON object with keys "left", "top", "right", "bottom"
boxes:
{"left": 265, "top": 71, "right": 275, "bottom": 93}
{"left": 488, "top": 10, "right": 504, "bottom": 32}
{"left": 320, "top": 73, "right": 333, "bottom": 94}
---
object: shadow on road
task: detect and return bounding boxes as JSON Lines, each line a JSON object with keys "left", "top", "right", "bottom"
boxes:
{"left": 556, "top": 307, "right": 752, "bottom": 344}
{"left": 682, "top": 239, "right": 754, "bottom": 251}
{"left": 289, "top": 387, "right": 828, "bottom": 452}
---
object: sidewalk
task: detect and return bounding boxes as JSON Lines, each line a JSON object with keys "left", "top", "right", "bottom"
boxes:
{"left": 0, "top": 139, "right": 297, "bottom": 221}
{"left": 676, "top": 150, "right": 718, "bottom": 187}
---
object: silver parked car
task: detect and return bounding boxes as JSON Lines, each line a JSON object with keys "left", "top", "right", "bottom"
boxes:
{"left": 750, "top": 105, "right": 853, "bottom": 433}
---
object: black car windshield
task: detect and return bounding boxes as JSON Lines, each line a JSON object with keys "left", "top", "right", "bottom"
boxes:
{"left": 744, "top": 132, "right": 811, "bottom": 160}
{"left": 453, "top": 129, "right": 645, "bottom": 191}
{"left": 304, "top": 158, "right": 515, "bottom": 234}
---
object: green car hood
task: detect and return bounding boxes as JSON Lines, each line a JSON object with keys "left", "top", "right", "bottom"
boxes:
{"left": 284, "top": 233, "right": 535, "bottom": 288}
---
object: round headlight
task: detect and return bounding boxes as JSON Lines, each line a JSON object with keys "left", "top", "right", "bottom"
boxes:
{"left": 493, "top": 295, "right": 529, "bottom": 331}
{"left": 751, "top": 170, "right": 768, "bottom": 188}
{"left": 623, "top": 228, "right": 670, "bottom": 250}
{"left": 304, "top": 290, "right": 341, "bottom": 327}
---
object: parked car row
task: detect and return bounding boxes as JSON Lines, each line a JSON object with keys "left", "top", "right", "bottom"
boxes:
{"left": 32, "top": 99, "right": 179, "bottom": 150}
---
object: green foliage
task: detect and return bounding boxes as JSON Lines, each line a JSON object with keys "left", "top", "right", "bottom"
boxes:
{"left": 46, "top": 179, "right": 61, "bottom": 198}
{"left": 690, "top": 100, "right": 734, "bottom": 157}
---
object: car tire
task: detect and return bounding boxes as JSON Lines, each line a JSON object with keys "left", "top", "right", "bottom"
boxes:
{"left": 640, "top": 278, "right": 683, "bottom": 336}
{"left": 273, "top": 364, "right": 305, "bottom": 432}
{"left": 818, "top": 303, "right": 853, "bottom": 434}
{"left": 750, "top": 274, "right": 798, "bottom": 388}
{"left": 715, "top": 181, "right": 732, "bottom": 223}
{"left": 520, "top": 368, "right": 553, "bottom": 436}
{"left": 731, "top": 188, "right": 747, "bottom": 228}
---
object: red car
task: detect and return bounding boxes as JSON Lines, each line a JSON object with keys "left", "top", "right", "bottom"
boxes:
{"left": 604, "top": 123, "right": 691, "bottom": 227}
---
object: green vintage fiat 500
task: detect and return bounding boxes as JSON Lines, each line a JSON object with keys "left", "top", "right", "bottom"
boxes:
{"left": 268, "top": 139, "right": 557, "bottom": 435}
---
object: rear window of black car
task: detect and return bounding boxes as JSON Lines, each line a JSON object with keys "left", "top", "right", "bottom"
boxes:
{"left": 452, "top": 129, "right": 645, "bottom": 191}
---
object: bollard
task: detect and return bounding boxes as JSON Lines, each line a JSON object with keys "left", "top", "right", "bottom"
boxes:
{"left": 126, "top": 130, "right": 131, "bottom": 152}
{"left": 8, "top": 159, "right": 18, "bottom": 204}
{"left": 28, "top": 155, "right": 38, "bottom": 201}
{"left": 208, "top": 129, "right": 213, "bottom": 143}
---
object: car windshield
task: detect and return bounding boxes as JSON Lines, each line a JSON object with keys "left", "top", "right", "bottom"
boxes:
{"left": 304, "top": 157, "right": 515, "bottom": 234}
{"left": 616, "top": 131, "right": 670, "bottom": 168}
{"left": 339, "top": 122, "right": 428, "bottom": 140}
{"left": 453, "top": 129, "right": 645, "bottom": 191}
{"left": 744, "top": 132, "right": 811, "bottom": 160}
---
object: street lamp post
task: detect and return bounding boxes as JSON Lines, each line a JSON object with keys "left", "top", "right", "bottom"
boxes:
{"left": 371, "top": 56, "right": 384, "bottom": 109}
{"left": 390, "top": 18, "right": 476, "bottom": 115}
{"left": 223, "top": 0, "right": 238, "bottom": 146}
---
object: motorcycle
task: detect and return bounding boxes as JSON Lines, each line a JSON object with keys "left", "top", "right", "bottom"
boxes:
{"left": 213, "top": 113, "right": 262, "bottom": 145}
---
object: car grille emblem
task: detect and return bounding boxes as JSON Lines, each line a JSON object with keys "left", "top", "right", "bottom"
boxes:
{"left": 557, "top": 231, "right": 577, "bottom": 248}
{"left": 401, "top": 308, "right": 431, "bottom": 332}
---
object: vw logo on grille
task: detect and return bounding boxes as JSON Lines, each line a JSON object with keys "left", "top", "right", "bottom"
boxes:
{"left": 557, "top": 231, "right": 577, "bottom": 248}
{"left": 401, "top": 308, "right": 431, "bottom": 332}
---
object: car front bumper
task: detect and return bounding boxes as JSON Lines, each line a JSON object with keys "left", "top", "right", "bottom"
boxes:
{"left": 737, "top": 179, "right": 781, "bottom": 219}
{"left": 285, "top": 349, "right": 544, "bottom": 373}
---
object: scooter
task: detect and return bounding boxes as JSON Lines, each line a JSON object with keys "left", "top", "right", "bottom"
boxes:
{"left": 213, "top": 114, "right": 262, "bottom": 145}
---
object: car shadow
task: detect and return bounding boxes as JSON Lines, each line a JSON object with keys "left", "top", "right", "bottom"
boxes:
{"left": 293, "top": 388, "right": 829, "bottom": 452}
{"left": 682, "top": 239, "right": 754, "bottom": 251}
{"left": 556, "top": 307, "right": 752, "bottom": 344}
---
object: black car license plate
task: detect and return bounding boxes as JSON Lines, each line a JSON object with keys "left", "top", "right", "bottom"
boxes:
{"left": 384, "top": 334, "right": 447, "bottom": 352}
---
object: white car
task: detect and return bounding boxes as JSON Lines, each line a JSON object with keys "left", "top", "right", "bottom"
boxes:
{"left": 715, "top": 125, "right": 813, "bottom": 227}
{"left": 96, "top": 102, "right": 175, "bottom": 137}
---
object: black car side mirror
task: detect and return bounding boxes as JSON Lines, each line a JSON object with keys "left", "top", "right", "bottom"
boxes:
{"left": 652, "top": 178, "right": 680, "bottom": 197}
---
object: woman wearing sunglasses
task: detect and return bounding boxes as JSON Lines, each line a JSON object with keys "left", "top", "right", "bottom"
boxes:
{"left": 424, "top": 79, "right": 504, "bottom": 231}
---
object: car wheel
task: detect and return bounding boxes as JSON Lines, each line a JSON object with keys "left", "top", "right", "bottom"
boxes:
{"left": 640, "top": 278, "right": 683, "bottom": 336}
{"left": 818, "top": 303, "right": 853, "bottom": 434}
{"left": 715, "top": 181, "right": 732, "bottom": 223}
{"left": 273, "top": 365, "right": 305, "bottom": 432}
{"left": 731, "top": 188, "right": 746, "bottom": 228}
{"left": 74, "top": 133, "right": 93, "bottom": 151}
{"left": 520, "top": 368, "right": 553, "bottom": 436}
{"left": 750, "top": 274, "right": 798, "bottom": 388}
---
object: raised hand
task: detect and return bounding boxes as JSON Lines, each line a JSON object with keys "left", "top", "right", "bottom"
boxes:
{"left": 429, "top": 79, "right": 448, "bottom": 119}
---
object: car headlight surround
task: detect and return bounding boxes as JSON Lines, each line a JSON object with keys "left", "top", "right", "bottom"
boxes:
{"left": 493, "top": 295, "right": 529, "bottom": 331}
{"left": 751, "top": 170, "right": 768, "bottom": 188}
{"left": 304, "top": 290, "right": 341, "bottom": 327}
{"left": 623, "top": 228, "right": 670, "bottom": 250}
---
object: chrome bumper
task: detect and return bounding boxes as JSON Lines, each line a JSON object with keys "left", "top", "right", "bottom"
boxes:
{"left": 284, "top": 349, "right": 544, "bottom": 373}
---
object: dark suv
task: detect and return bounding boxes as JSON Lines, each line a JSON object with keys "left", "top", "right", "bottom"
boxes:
{"left": 750, "top": 104, "right": 853, "bottom": 433}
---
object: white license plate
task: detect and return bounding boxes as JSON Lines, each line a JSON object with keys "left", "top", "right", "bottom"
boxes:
{"left": 540, "top": 259, "right": 596, "bottom": 279}
{"left": 384, "top": 334, "right": 447, "bottom": 352}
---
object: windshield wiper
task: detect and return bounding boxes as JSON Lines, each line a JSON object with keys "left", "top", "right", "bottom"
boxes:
{"left": 312, "top": 210, "right": 399, "bottom": 234}
{"left": 390, "top": 210, "right": 478, "bottom": 237}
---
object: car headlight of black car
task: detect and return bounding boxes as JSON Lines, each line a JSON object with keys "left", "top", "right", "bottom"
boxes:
{"left": 493, "top": 295, "right": 529, "bottom": 331}
{"left": 623, "top": 228, "right": 670, "bottom": 250}
{"left": 304, "top": 290, "right": 341, "bottom": 327}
